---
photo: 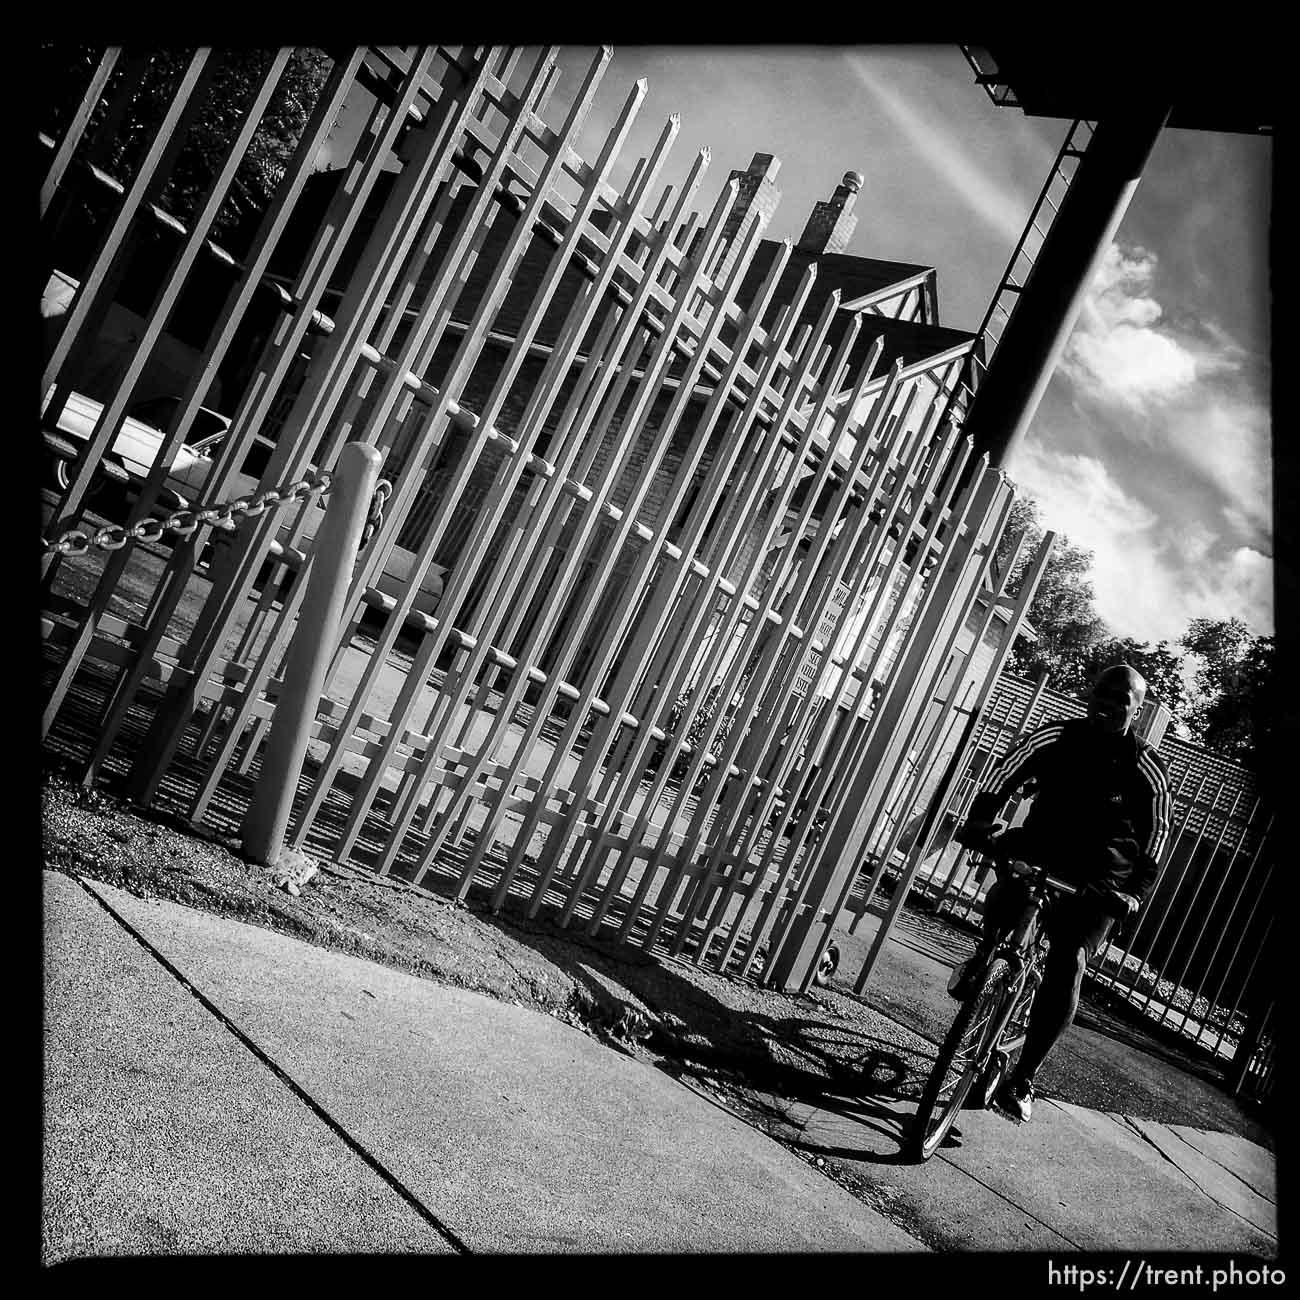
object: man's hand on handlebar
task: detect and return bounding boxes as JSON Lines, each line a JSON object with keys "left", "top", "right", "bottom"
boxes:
{"left": 954, "top": 818, "right": 1004, "bottom": 854}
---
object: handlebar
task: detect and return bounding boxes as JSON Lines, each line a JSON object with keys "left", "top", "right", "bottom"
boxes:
{"left": 1002, "top": 855, "right": 1078, "bottom": 897}
{"left": 956, "top": 830, "right": 1079, "bottom": 897}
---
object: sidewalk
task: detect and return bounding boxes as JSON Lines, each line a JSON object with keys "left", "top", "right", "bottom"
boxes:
{"left": 43, "top": 870, "right": 1278, "bottom": 1259}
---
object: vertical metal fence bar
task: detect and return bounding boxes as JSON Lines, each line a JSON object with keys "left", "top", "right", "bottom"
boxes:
{"left": 42, "top": 50, "right": 214, "bottom": 405}
{"left": 629, "top": 356, "right": 904, "bottom": 956}
{"left": 1207, "top": 838, "right": 1273, "bottom": 1059}
{"left": 1121, "top": 773, "right": 1218, "bottom": 1016}
{"left": 637, "top": 337, "right": 894, "bottom": 953}
{"left": 79, "top": 52, "right": 370, "bottom": 786}
{"left": 42, "top": 51, "right": 295, "bottom": 738}
{"left": 845, "top": 532, "right": 1026, "bottom": 927}
{"left": 660, "top": 348, "right": 906, "bottom": 958}
{"left": 281, "top": 50, "right": 621, "bottom": 852}
{"left": 41, "top": 48, "right": 122, "bottom": 216}
{"left": 930, "top": 665, "right": 1050, "bottom": 907}
{"left": 849, "top": 526, "right": 1052, "bottom": 994}
{"left": 180, "top": 46, "right": 482, "bottom": 824}
{"left": 737, "top": 450, "right": 989, "bottom": 980}
{"left": 42, "top": 48, "right": 154, "bottom": 258}
{"left": 716, "top": 430, "right": 976, "bottom": 975}
{"left": 267, "top": 49, "right": 545, "bottom": 613}
{"left": 482, "top": 218, "right": 786, "bottom": 912}
{"left": 554, "top": 296, "right": 820, "bottom": 934}
{"left": 678, "top": 365, "right": 944, "bottom": 963}
{"left": 504, "top": 243, "right": 794, "bottom": 915}
{"left": 380, "top": 151, "right": 693, "bottom": 851}
{"left": 584, "top": 288, "right": 848, "bottom": 940}
{"left": 42, "top": 51, "right": 220, "bottom": 573}
{"left": 525, "top": 295, "right": 813, "bottom": 923}
{"left": 842, "top": 484, "right": 1018, "bottom": 940}
{"left": 1194, "top": 821, "right": 1273, "bottom": 1058}
{"left": 328, "top": 125, "right": 673, "bottom": 861}
{"left": 761, "top": 461, "right": 1009, "bottom": 987}
{"left": 196, "top": 50, "right": 555, "bottom": 809}
{"left": 1167, "top": 797, "right": 1258, "bottom": 1039}
{"left": 1139, "top": 786, "right": 1242, "bottom": 1028}
{"left": 692, "top": 397, "right": 964, "bottom": 964}
{"left": 360, "top": 146, "right": 707, "bottom": 882}
{"left": 1224, "top": 938, "right": 1275, "bottom": 1088}
{"left": 1107, "top": 766, "right": 1209, "bottom": 973}
{"left": 431, "top": 171, "right": 744, "bottom": 900}
{"left": 125, "top": 46, "right": 449, "bottom": 809}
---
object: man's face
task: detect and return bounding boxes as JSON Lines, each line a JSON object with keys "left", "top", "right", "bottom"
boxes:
{"left": 1087, "top": 673, "right": 1142, "bottom": 734}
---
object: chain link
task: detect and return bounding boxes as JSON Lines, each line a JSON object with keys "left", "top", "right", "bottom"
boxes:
{"left": 42, "top": 469, "right": 333, "bottom": 558}
{"left": 359, "top": 478, "right": 393, "bottom": 553}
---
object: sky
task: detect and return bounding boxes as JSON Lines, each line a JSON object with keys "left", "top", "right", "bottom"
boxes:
{"left": 320, "top": 45, "right": 1274, "bottom": 646}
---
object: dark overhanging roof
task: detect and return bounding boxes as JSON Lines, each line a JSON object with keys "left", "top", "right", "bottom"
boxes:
{"left": 964, "top": 42, "right": 1276, "bottom": 136}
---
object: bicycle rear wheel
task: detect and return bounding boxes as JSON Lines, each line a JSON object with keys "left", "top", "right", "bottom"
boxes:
{"left": 909, "top": 957, "right": 1019, "bottom": 1162}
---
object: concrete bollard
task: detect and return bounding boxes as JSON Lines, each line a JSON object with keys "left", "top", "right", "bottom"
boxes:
{"left": 241, "top": 442, "right": 382, "bottom": 866}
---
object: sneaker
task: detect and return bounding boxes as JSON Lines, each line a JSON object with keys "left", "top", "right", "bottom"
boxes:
{"left": 946, "top": 951, "right": 989, "bottom": 1001}
{"left": 995, "top": 1077, "right": 1034, "bottom": 1123}
{"left": 947, "top": 959, "right": 975, "bottom": 1000}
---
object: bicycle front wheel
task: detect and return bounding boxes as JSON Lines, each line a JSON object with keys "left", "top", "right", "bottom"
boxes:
{"left": 909, "top": 957, "right": 1019, "bottom": 1162}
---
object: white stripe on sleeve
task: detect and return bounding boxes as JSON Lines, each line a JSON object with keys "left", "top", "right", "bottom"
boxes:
{"left": 980, "top": 723, "right": 1066, "bottom": 805}
{"left": 1137, "top": 748, "right": 1173, "bottom": 860}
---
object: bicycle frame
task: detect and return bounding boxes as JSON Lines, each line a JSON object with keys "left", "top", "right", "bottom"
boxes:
{"left": 980, "top": 862, "right": 1077, "bottom": 1051}
{"left": 908, "top": 855, "right": 1077, "bottom": 1160}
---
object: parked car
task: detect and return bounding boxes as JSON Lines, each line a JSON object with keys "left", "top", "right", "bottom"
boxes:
{"left": 42, "top": 387, "right": 254, "bottom": 510}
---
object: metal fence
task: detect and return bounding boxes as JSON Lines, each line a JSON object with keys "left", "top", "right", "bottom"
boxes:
{"left": 40, "top": 44, "right": 1046, "bottom": 991}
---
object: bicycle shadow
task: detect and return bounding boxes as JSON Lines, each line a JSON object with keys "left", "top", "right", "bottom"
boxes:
{"left": 659, "top": 1033, "right": 940, "bottom": 1166}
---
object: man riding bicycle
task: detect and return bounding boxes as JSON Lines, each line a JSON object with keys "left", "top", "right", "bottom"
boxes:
{"left": 950, "top": 664, "right": 1173, "bottom": 1123}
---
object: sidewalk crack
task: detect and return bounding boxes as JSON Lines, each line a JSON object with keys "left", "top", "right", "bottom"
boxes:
{"left": 76, "top": 876, "right": 472, "bottom": 1256}
{"left": 1116, "top": 1115, "right": 1276, "bottom": 1239}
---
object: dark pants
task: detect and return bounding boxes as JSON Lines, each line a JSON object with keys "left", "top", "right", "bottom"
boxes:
{"left": 979, "top": 874, "right": 1115, "bottom": 1086}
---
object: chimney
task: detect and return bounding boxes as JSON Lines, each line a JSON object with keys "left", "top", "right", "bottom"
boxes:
{"left": 797, "top": 169, "right": 864, "bottom": 256}
{"left": 684, "top": 152, "right": 783, "bottom": 283}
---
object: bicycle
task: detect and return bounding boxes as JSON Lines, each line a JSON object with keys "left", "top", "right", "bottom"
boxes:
{"left": 907, "top": 840, "right": 1078, "bottom": 1162}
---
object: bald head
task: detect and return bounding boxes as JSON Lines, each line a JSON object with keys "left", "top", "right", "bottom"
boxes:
{"left": 1087, "top": 663, "right": 1147, "bottom": 734}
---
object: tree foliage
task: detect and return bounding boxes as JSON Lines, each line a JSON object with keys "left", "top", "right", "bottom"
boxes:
{"left": 999, "top": 495, "right": 1273, "bottom": 772}
{"left": 41, "top": 46, "right": 333, "bottom": 241}
{"left": 1000, "top": 496, "right": 1108, "bottom": 696}
{"left": 1180, "top": 618, "right": 1276, "bottom": 771}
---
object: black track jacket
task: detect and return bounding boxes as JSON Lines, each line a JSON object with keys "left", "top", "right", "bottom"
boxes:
{"left": 966, "top": 717, "right": 1173, "bottom": 902}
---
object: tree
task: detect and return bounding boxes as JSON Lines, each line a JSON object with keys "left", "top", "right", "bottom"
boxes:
{"left": 999, "top": 495, "right": 1108, "bottom": 695}
{"left": 1180, "top": 618, "right": 1276, "bottom": 773}
{"left": 996, "top": 498, "right": 1274, "bottom": 771}
{"left": 41, "top": 46, "right": 333, "bottom": 244}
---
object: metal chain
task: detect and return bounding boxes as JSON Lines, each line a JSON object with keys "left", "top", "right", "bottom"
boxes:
{"left": 358, "top": 478, "right": 393, "bottom": 553}
{"left": 42, "top": 469, "right": 334, "bottom": 558}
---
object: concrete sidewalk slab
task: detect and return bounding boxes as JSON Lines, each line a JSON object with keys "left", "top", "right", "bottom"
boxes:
{"left": 43, "top": 872, "right": 456, "bottom": 1262}
{"left": 1101, "top": 1112, "right": 1277, "bottom": 1238}
{"left": 69, "top": 875, "right": 926, "bottom": 1254}
{"left": 752, "top": 1086, "right": 1276, "bottom": 1256}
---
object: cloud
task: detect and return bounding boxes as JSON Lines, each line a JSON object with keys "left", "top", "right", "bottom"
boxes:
{"left": 840, "top": 53, "right": 1029, "bottom": 245}
{"left": 1012, "top": 442, "right": 1273, "bottom": 642}
{"left": 1059, "top": 243, "right": 1200, "bottom": 407}
{"left": 1164, "top": 392, "right": 1273, "bottom": 540}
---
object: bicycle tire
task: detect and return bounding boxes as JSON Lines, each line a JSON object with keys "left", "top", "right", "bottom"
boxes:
{"left": 909, "top": 956, "right": 1020, "bottom": 1162}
